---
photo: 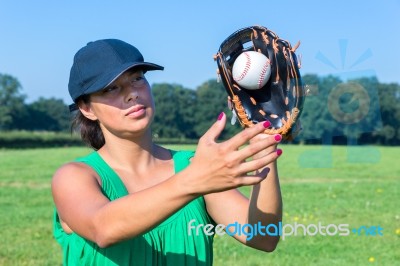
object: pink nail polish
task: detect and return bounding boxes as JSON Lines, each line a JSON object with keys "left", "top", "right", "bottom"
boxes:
{"left": 263, "top": 121, "right": 271, "bottom": 128}
{"left": 276, "top": 149, "right": 283, "bottom": 156}
{"left": 217, "top": 112, "right": 224, "bottom": 121}
{"left": 274, "top": 134, "right": 282, "bottom": 142}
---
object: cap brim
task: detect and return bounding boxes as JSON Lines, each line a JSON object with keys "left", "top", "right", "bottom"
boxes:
{"left": 82, "top": 62, "right": 164, "bottom": 96}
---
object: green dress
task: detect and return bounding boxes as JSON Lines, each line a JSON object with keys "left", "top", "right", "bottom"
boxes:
{"left": 53, "top": 150, "right": 215, "bottom": 266}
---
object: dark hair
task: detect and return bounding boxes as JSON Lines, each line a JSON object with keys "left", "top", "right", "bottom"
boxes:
{"left": 71, "top": 96, "right": 105, "bottom": 150}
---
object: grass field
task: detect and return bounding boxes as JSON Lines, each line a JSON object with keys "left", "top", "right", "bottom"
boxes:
{"left": 0, "top": 145, "right": 399, "bottom": 265}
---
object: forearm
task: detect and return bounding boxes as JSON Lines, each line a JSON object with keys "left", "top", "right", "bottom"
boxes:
{"left": 246, "top": 161, "right": 282, "bottom": 251}
{"left": 250, "top": 161, "right": 282, "bottom": 220}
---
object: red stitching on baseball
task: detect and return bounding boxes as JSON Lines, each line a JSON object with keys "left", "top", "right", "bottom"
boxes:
{"left": 235, "top": 52, "right": 251, "bottom": 82}
{"left": 258, "top": 58, "right": 270, "bottom": 89}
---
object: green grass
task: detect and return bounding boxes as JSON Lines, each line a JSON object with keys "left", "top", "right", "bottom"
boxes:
{"left": 0, "top": 145, "right": 399, "bottom": 265}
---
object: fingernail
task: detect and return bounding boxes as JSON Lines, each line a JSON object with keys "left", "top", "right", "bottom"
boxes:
{"left": 276, "top": 149, "right": 283, "bottom": 156}
{"left": 217, "top": 112, "right": 224, "bottom": 121}
{"left": 263, "top": 121, "right": 271, "bottom": 128}
{"left": 274, "top": 134, "right": 282, "bottom": 142}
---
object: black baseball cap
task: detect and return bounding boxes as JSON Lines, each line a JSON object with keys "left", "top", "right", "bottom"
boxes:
{"left": 68, "top": 39, "right": 164, "bottom": 111}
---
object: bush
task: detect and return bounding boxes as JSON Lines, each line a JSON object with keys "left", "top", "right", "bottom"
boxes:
{"left": 0, "top": 131, "right": 199, "bottom": 149}
{"left": 0, "top": 131, "right": 83, "bottom": 149}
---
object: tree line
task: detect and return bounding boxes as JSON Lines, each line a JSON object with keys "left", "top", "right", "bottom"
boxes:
{"left": 1, "top": 73, "right": 399, "bottom": 145}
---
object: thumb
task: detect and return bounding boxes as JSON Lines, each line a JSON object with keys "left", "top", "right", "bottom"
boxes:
{"left": 202, "top": 112, "right": 226, "bottom": 143}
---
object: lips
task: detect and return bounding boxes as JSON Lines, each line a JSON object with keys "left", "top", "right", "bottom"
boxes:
{"left": 125, "top": 105, "right": 146, "bottom": 117}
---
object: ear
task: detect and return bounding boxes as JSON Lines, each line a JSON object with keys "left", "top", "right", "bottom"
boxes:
{"left": 78, "top": 101, "right": 98, "bottom": 121}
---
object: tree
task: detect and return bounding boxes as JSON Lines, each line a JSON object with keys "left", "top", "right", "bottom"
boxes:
{"left": 296, "top": 74, "right": 342, "bottom": 143}
{"left": 374, "top": 82, "right": 400, "bottom": 145}
{"left": 152, "top": 83, "right": 196, "bottom": 139}
{"left": 174, "top": 85, "right": 197, "bottom": 138}
{"left": 194, "top": 79, "right": 240, "bottom": 140}
{"left": 2, "top": 71, "right": 399, "bottom": 145}
{"left": 14, "top": 97, "right": 71, "bottom": 131}
{"left": 0, "top": 74, "right": 26, "bottom": 130}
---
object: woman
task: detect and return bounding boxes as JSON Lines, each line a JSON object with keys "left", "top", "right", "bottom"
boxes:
{"left": 52, "top": 39, "right": 283, "bottom": 265}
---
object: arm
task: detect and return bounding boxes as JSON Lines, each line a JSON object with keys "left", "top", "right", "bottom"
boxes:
{"left": 205, "top": 133, "right": 282, "bottom": 252}
{"left": 247, "top": 158, "right": 282, "bottom": 251}
{"left": 52, "top": 113, "right": 274, "bottom": 248}
{"left": 52, "top": 162, "right": 198, "bottom": 248}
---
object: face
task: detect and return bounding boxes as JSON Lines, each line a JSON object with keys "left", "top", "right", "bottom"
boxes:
{"left": 80, "top": 69, "right": 155, "bottom": 137}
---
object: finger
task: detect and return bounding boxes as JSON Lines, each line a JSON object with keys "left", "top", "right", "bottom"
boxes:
{"left": 249, "top": 133, "right": 269, "bottom": 144}
{"left": 237, "top": 148, "right": 282, "bottom": 174}
{"left": 200, "top": 112, "right": 226, "bottom": 144}
{"left": 250, "top": 132, "right": 281, "bottom": 144}
{"left": 235, "top": 167, "right": 271, "bottom": 187}
{"left": 233, "top": 133, "right": 281, "bottom": 162}
{"left": 224, "top": 121, "right": 271, "bottom": 150}
{"left": 252, "top": 143, "right": 277, "bottom": 160}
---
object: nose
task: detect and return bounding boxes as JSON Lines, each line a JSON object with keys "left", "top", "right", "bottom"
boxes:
{"left": 126, "top": 88, "right": 139, "bottom": 103}
{"left": 127, "top": 91, "right": 139, "bottom": 102}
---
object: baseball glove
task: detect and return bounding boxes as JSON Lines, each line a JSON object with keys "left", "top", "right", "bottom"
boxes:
{"left": 214, "top": 25, "right": 305, "bottom": 141}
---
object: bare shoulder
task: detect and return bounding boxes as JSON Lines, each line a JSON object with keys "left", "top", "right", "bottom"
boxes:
{"left": 51, "top": 161, "right": 101, "bottom": 194}
{"left": 51, "top": 161, "right": 110, "bottom": 238}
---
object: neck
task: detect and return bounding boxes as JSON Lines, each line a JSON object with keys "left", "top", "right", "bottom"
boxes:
{"left": 97, "top": 129, "right": 161, "bottom": 172}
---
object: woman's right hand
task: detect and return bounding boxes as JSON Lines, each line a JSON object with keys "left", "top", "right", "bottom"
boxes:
{"left": 184, "top": 112, "right": 281, "bottom": 196}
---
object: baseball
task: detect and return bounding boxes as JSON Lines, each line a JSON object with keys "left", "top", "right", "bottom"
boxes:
{"left": 232, "top": 51, "right": 271, "bottom": 90}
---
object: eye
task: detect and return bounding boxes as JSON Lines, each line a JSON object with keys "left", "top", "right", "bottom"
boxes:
{"left": 132, "top": 76, "right": 143, "bottom": 82}
{"left": 102, "top": 85, "right": 119, "bottom": 93}
{"left": 130, "top": 76, "right": 147, "bottom": 87}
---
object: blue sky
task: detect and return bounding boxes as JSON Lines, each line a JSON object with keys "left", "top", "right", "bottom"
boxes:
{"left": 1, "top": 0, "right": 399, "bottom": 104}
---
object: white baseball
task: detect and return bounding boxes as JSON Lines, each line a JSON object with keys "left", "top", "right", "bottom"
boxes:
{"left": 232, "top": 51, "right": 271, "bottom": 90}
